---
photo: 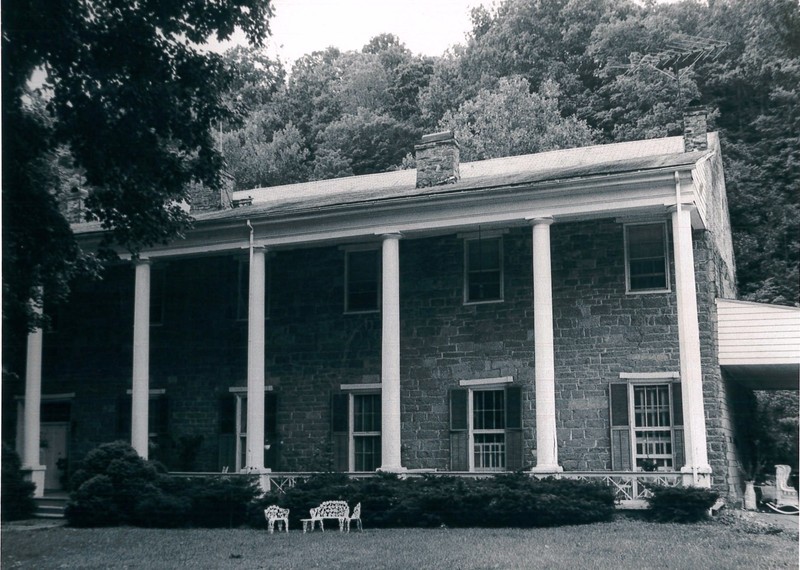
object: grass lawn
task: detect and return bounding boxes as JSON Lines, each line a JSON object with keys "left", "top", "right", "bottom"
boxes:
{"left": 2, "top": 517, "right": 797, "bottom": 569}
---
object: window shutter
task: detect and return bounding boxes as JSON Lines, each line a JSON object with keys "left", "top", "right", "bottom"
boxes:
{"left": 117, "top": 395, "right": 132, "bottom": 437}
{"left": 449, "top": 388, "right": 469, "bottom": 471}
{"left": 218, "top": 395, "right": 236, "bottom": 471}
{"left": 265, "top": 393, "right": 279, "bottom": 470}
{"left": 609, "top": 384, "right": 632, "bottom": 471}
{"left": 672, "top": 383, "right": 685, "bottom": 469}
{"left": 331, "top": 393, "right": 350, "bottom": 472}
{"left": 505, "top": 385, "right": 523, "bottom": 471}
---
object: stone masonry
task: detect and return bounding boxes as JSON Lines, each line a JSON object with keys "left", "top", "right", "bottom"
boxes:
{"left": 14, "top": 215, "right": 744, "bottom": 496}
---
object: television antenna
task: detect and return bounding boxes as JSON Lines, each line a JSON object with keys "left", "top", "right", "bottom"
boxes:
{"left": 613, "top": 33, "right": 728, "bottom": 111}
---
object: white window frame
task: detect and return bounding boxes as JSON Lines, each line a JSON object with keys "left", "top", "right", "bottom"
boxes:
{"left": 349, "top": 391, "right": 382, "bottom": 472}
{"left": 459, "top": 377, "right": 513, "bottom": 472}
{"left": 623, "top": 221, "right": 671, "bottom": 294}
{"left": 343, "top": 245, "right": 381, "bottom": 314}
{"left": 617, "top": 374, "right": 680, "bottom": 472}
{"left": 463, "top": 234, "right": 504, "bottom": 305}
{"left": 341, "top": 383, "right": 382, "bottom": 472}
{"left": 228, "top": 386, "right": 273, "bottom": 472}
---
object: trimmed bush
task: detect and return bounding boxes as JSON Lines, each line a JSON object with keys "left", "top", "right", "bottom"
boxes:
{"left": 182, "top": 475, "right": 261, "bottom": 528}
{"left": 1, "top": 444, "right": 36, "bottom": 521}
{"left": 66, "top": 441, "right": 162, "bottom": 527}
{"left": 263, "top": 473, "right": 615, "bottom": 529}
{"left": 646, "top": 485, "right": 719, "bottom": 523}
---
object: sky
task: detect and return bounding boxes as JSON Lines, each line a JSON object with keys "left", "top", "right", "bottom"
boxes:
{"left": 215, "top": 0, "right": 490, "bottom": 65}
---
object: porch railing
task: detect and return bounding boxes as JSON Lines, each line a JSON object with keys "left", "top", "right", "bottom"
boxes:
{"left": 170, "top": 470, "right": 682, "bottom": 505}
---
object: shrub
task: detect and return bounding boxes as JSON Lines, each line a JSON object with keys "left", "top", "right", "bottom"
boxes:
{"left": 1, "top": 444, "right": 36, "bottom": 521}
{"left": 646, "top": 485, "right": 720, "bottom": 523}
{"left": 66, "top": 441, "right": 161, "bottom": 527}
{"left": 131, "top": 488, "right": 191, "bottom": 528}
{"left": 183, "top": 475, "right": 261, "bottom": 528}
{"left": 269, "top": 473, "right": 615, "bottom": 529}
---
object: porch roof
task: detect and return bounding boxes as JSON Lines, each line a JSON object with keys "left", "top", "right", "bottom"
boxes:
{"left": 210, "top": 136, "right": 697, "bottom": 221}
{"left": 717, "top": 299, "right": 800, "bottom": 390}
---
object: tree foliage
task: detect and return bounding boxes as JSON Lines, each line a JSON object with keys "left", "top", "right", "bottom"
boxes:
{"left": 2, "top": 0, "right": 273, "bottom": 329}
{"left": 440, "top": 77, "right": 595, "bottom": 161}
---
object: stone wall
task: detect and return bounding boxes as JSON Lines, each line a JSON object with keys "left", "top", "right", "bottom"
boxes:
{"left": 20, "top": 216, "right": 737, "bottom": 483}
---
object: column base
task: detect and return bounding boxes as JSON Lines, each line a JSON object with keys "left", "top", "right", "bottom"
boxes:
{"left": 530, "top": 464, "right": 563, "bottom": 475}
{"left": 681, "top": 465, "right": 713, "bottom": 488}
{"left": 377, "top": 466, "right": 407, "bottom": 474}
{"left": 22, "top": 465, "right": 46, "bottom": 498}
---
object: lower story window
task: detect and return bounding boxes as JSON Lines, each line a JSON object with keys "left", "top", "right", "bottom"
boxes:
{"left": 449, "top": 383, "right": 522, "bottom": 472}
{"left": 218, "top": 390, "right": 278, "bottom": 472}
{"left": 353, "top": 393, "right": 381, "bottom": 471}
{"left": 609, "top": 381, "right": 684, "bottom": 471}
{"left": 331, "top": 390, "right": 382, "bottom": 472}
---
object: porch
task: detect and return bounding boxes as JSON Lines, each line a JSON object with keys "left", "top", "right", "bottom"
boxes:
{"left": 169, "top": 470, "right": 683, "bottom": 509}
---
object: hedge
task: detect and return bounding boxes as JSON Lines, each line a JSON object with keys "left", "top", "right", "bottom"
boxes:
{"left": 253, "top": 472, "right": 616, "bottom": 529}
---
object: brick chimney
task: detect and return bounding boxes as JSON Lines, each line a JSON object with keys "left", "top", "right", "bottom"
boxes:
{"left": 188, "top": 171, "right": 234, "bottom": 213}
{"left": 415, "top": 131, "right": 460, "bottom": 188}
{"left": 683, "top": 107, "right": 708, "bottom": 152}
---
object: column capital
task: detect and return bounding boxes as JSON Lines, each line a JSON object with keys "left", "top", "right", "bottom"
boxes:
{"left": 378, "top": 231, "right": 403, "bottom": 241}
{"left": 527, "top": 216, "right": 554, "bottom": 227}
{"left": 667, "top": 204, "right": 696, "bottom": 215}
{"left": 133, "top": 257, "right": 152, "bottom": 266}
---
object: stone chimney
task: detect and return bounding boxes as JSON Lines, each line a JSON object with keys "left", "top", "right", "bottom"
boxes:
{"left": 188, "top": 171, "right": 234, "bottom": 213}
{"left": 683, "top": 107, "right": 708, "bottom": 152}
{"left": 415, "top": 131, "right": 460, "bottom": 188}
{"left": 60, "top": 186, "right": 89, "bottom": 223}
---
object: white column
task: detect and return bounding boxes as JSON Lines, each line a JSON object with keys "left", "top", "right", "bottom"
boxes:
{"left": 22, "top": 294, "right": 46, "bottom": 496}
{"left": 132, "top": 260, "right": 151, "bottom": 459}
{"left": 530, "top": 218, "right": 562, "bottom": 473}
{"left": 380, "top": 233, "right": 404, "bottom": 472}
{"left": 246, "top": 246, "right": 266, "bottom": 471}
{"left": 671, "top": 206, "right": 711, "bottom": 485}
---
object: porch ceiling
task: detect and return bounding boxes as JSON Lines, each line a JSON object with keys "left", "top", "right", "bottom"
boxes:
{"left": 717, "top": 299, "right": 800, "bottom": 391}
{"left": 722, "top": 363, "right": 799, "bottom": 390}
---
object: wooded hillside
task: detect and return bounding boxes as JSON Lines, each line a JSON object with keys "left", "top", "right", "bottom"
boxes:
{"left": 220, "top": 0, "right": 798, "bottom": 306}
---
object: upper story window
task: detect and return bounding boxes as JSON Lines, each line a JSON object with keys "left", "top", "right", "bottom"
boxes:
{"left": 345, "top": 248, "right": 380, "bottom": 313}
{"left": 624, "top": 222, "right": 669, "bottom": 293}
{"left": 464, "top": 236, "right": 503, "bottom": 304}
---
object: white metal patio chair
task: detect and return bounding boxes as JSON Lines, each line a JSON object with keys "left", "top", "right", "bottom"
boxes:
{"left": 264, "top": 505, "right": 290, "bottom": 533}
{"left": 763, "top": 465, "right": 799, "bottom": 515}
{"left": 346, "top": 502, "right": 362, "bottom": 532}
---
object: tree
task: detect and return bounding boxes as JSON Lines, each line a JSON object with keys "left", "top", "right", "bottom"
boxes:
{"left": 439, "top": 77, "right": 595, "bottom": 161}
{"left": 316, "top": 109, "right": 420, "bottom": 176}
{"left": 2, "top": 0, "right": 273, "bottom": 329}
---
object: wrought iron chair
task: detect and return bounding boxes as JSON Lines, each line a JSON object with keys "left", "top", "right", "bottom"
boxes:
{"left": 346, "top": 502, "right": 362, "bottom": 532}
{"left": 264, "top": 505, "right": 290, "bottom": 533}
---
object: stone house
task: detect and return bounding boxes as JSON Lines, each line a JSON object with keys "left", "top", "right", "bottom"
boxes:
{"left": 12, "top": 111, "right": 800, "bottom": 503}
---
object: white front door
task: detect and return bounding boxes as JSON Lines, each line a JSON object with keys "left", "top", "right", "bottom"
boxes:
{"left": 40, "top": 423, "right": 69, "bottom": 490}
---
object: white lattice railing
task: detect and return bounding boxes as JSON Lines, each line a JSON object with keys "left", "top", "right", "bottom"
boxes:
{"left": 170, "top": 470, "right": 683, "bottom": 505}
{"left": 555, "top": 471, "right": 682, "bottom": 503}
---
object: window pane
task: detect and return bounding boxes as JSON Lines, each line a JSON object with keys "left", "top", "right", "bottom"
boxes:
{"left": 466, "top": 238, "right": 502, "bottom": 302}
{"left": 354, "top": 394, "right": 381, "bottom": 433}
{"left": 632, "top": 384, "right": 674, "bottom": 470}
{"left": 347, "top": 250, "right": 379, "bottom": 311}
{"left": 474, "top": 433, "right": 505, "bottom": 470}
{"left": 354, "top": 435, "right": 381, "bottom": 471}
{"left": 473, "top": 390, "right": 505, "bottom": 430}
{"left": 627, "top": 224, "right": 667, "bottom": 291}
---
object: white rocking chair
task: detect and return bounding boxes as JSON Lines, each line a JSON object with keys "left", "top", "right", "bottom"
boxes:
{"left": 763, "top": 465, "right": 799, "bottom": 515}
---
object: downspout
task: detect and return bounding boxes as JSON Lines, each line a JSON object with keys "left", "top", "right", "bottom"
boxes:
{"left": 247, "top": 220, "right": 254, "bottom": 266}
{"left": 674, "top": 171, "right": 698, "bottom": 486}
